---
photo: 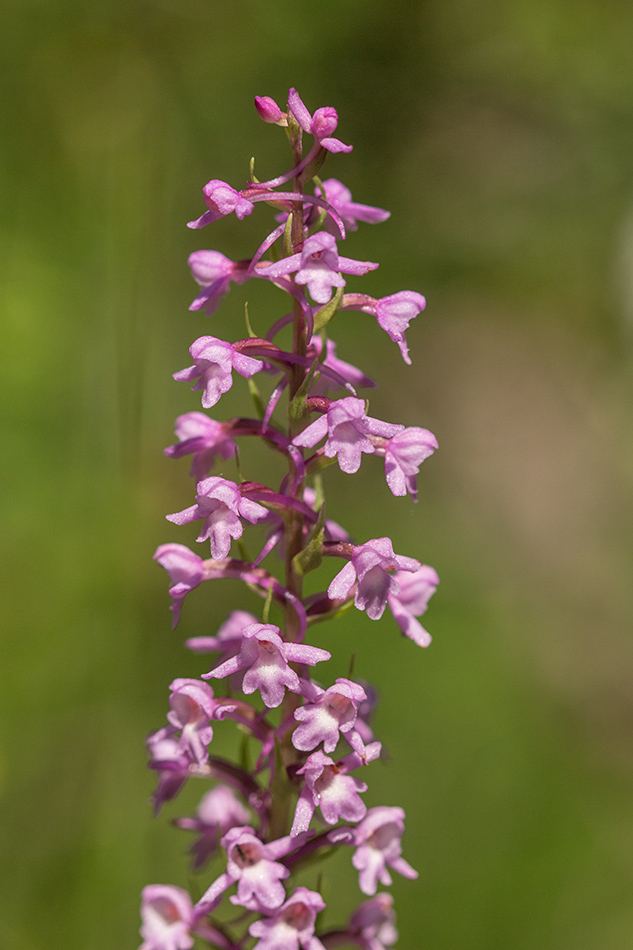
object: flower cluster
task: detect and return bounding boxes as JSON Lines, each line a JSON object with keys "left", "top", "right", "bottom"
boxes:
{"left": 142, "top": 88, "right": 438, "bottom": 950}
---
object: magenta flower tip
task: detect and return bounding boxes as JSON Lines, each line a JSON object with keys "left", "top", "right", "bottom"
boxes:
{"left": 255, "top": 95, "right": 286, "bottom": 125}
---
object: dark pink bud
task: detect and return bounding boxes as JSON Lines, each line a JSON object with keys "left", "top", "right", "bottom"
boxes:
{"left": 254, "top": 95, "right": 286, "bottom": 125}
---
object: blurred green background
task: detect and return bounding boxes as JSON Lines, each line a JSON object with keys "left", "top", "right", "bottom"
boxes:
{"left": 3, "top": 0, "right": 633, "bottom": 947}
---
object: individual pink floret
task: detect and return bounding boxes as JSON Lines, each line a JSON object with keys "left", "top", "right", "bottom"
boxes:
{"left": 175, "top": 785, "right": 250, "bottom": 870}
{"left": 164, "top": 412, "right": 236, "bottom": 481}
{"left": 387, "top": 565, "right": 439, "bottom": 648}
{"left": 167, "top": 678, "right": 216, "bottom": 766}
{"left": 293, "top": 678, "right": 367, "bottom": 755}
{"left": 146, "top": 725, "right": 193, "bottom": 814}
{"left": 203, "top": 622, "right": 330, "bottom": 709}
{"left": 293, "top": 232, "right": 377, "bottom": 303}
{"left": 196, "top": 826, "right": 292, "bottom": 914}
{"left": 187, "top": 179, "right": 255, "bottom": 229}
{"left": 153, "top": 543, "right": 205, "bottom": 628}
{"left": 290, "top": 749, "right": 371, "bottom": 835}
{"left": 293, "top": 397, "right": 402, "bottom": 475}
{"left": 352, "top": 807, "right": 418, "bottom": 896}
{"left": 328, "top": 537, "right": 421, "bottom": 621}
{"left": 287, "top": 88, "right": 352, "bottom": 153}
{"left": 249, "top": 887, "right": 326, "bottom": 950}
{"left": 259, "top": 232, "right": 378, "bottom": 305}
{"left": 166, "top": 476, "right": 267, "bottom": 560}
{"left": 375, "top": 292, "right": 426, "bottom": 365}
{"left": 349, "top": 893, "right": 398, "bottom": 950}
{"left": 383, "top": 426, "right": 438, "bottom": 499}
{"left": 255, "top": 95, "right": 286, "bottom": 125}
{"left": 341, "top": 291, "right": 426, "bottom": 364}
{"left": 187, "top": 250, "right": 250, "bottom": 315}
{"left": 173, "top": 336, "right": 263, "bottom": 410}
{"left": 319, "top": 178, "right": 390, "bottom": 231}
{"left": 139, "top": 884, "right": 194, "bottom": 950}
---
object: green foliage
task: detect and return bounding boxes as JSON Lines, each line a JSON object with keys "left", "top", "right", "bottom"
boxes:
{"left": 287, "top": 357, "right": 320, "bottom": 428}
{"left": 312, "top": 286, "right": 344, "bottom": 333}
{"left": 291, "top": 503, "right": 326, "bottom": 577}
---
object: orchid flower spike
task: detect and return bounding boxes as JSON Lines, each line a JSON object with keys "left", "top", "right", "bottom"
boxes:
{"left": 146, "top": 86, "right": 441, "bottom": 950}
